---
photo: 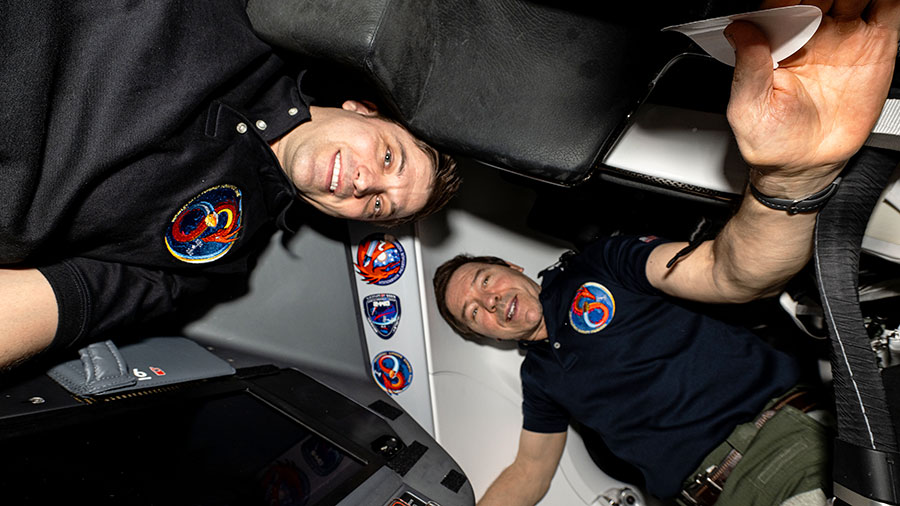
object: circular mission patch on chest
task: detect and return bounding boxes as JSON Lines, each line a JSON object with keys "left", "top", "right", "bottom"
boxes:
{"left": 165, "top": 185, "right": 243, "bottom": 264}
{"left": 569, "top": 282, "right": 616, "bottom": 334}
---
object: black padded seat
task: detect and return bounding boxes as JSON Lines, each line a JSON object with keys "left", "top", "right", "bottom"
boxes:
{"left": 246, "top": 0, "right": 752, "bottom": 186}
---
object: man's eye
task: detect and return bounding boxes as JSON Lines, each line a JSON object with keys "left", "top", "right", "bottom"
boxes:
{"left": 482, "top": 276, "right": 489, "bottom": 287}
{"left": 384, "top": 149, "right": 392, "bottom": 167}
{"left": 373, "top": 196, "right": 382, "bottom": 213}
{"left": 472, "top": 307, "right": 478, "bottom": 320}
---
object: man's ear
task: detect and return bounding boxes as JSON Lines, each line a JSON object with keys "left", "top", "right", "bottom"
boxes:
{"left": 341, "top": 99, "right": 379, "bottom": 116}
{"left": 505, "top": 262, "right": 525, "bottom": 273}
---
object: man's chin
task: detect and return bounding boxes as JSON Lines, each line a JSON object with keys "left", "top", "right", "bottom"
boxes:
{"left": 299, "top": 195, "right": 340, "bottom": 218}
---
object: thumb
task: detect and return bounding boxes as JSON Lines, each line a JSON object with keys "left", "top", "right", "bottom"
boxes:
{"left": 725, "top": 20, "right": 775, "bottom": 111}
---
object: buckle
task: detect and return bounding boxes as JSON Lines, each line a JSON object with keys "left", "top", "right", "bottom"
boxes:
{"left": 681, "top": 466, "right": 723, "bottom": 506}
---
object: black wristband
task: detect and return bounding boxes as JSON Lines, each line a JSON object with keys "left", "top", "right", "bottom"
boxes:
{"left": 748, "top": 177, "right": 842, "bottom": 215}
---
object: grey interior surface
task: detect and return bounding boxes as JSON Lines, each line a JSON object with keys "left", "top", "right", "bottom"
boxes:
{"left": 179, "top": 211, "right": 477, "bottom": 505}
{"left": 183, "top": 213, "right": 369, "bottom": 383}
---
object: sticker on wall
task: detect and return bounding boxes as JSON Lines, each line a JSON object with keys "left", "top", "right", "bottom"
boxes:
{"left": 165, "top": 184, "right": 243, "bottom": 264}
{"left": 372, "top": 351, "right": 413, "bottom": 396}
{"left": 259, "top": 460, "right": 310, "bottom": 506}
{"left": 569, "top": 282, "right": 616, "bottom": 334}
{"left": 301, "top": 437, "right": 344, "bottom": 477}
{"left": 363, "top": 294, "right": 402, "bottom": 339}
{"left": 354, "top": 233, "right": 406, "bottom": 285}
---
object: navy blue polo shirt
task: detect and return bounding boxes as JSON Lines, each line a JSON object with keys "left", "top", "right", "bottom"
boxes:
{"left": 520, "top": 235, "right": 799, "bottom": 498}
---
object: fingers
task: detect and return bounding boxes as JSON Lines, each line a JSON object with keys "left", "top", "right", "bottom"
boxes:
{"left": 869, "top": 0, "right": 900, "bottom": 28}
{"left": 726, "top": 21, "right": 775, "bottom": 108}
{"left": 830, "top": 0, "right": 873, "bottom": 19}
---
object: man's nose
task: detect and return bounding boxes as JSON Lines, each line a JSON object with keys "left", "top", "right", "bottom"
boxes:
{"left": 479, "top": 292, "right": 499, "bottom": 312}
{"left": 353, "top": 163, "right": 385, "bottom": 197}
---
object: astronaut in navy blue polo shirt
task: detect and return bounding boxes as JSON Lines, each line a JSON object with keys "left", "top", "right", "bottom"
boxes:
{"left": 433, "top": 0, "right": 900, "bottom": 504}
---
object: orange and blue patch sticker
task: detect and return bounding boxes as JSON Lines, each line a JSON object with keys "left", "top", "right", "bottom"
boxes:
{"left": 364, "top": 294, "right": 401, "bottom": 339}
{"left": 569, "top": 282, "right": 616, "bottom": 334}
{"left": 165, "top": 185, "right": 242, "bottom": 264}
{"left": 372, "top": 351, "right": 413, "bottom": 396}
{"left": 354, "top": 233, "right": 406, "bottom": 285}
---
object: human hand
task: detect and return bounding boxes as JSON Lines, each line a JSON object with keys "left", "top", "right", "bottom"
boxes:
{"left": 725, "top": 0, "right": 900, "bottom": 197}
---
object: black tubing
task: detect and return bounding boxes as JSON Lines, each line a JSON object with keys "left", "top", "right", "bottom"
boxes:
{"left": 814, "top": 145, "right": 900, "bottom": 504}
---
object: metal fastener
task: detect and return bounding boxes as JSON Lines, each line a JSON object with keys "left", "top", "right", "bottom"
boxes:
{"left": 236, "top": 122, "right": 248, "bottom": 134}
{"left": 255, "top": 120, "right": 268, "bottom": 131}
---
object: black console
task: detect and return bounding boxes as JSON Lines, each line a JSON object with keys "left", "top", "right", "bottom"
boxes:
{"left": 0, "top": 364, "right": 473, "bottom": 505}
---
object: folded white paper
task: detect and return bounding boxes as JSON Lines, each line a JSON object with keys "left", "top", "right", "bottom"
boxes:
{"left": 663, "top": 5, "right": 822, "bottom": 68}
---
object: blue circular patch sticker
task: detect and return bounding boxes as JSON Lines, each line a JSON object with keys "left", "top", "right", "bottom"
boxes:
{"left": 301, "top": 436, "right": 344, "bottom": 477}
{"left": 354, "top": 233, "right": 406, "bottom": 285}
{"left": 569, "top": 282, "right": 616, "bottom": 334}
{"left": 371, "top": 351, "right": 413, "bottom": 396}
{"left": 165, "top": 185, "right": 242, "bottom": 264}
{"left": 363, "top": 294, "right": 402, "bottom": 339}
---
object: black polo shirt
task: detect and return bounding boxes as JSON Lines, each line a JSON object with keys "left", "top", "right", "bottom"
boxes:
{"left": 520, "top": 236, "right": 800, "bottom": 498}
{"left": 1, "top": 1, "right": 311, "bottom": 350}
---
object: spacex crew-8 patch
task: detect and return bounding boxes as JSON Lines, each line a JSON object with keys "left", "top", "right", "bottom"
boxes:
{"left": 165, "top": 185, "right": 242, "bottom": 264}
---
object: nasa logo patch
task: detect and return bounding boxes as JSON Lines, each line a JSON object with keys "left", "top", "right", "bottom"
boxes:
{"left": 165, "top": 185, "right": 243, "bottom": 264}
{"left": 364, "top": 294, "right": 401, "bottom": 339}
{"left": 569, "top": 282, "right": 616, "bottom": 334}
{"left": 354, "top": 233, "right": 406, "bottom": 285}
{"left": 371, "top": 351, "right": 413, "bottom": 396}
{"left": 301, "top": 437, "right": 344, "bottom": 477}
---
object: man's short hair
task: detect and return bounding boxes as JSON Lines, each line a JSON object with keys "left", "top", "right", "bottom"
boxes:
{"left": 433, "top": 254, "right": 509, "bottom": 340}
{"left": 374, "top": 115, "right": 461, "bottom": 228}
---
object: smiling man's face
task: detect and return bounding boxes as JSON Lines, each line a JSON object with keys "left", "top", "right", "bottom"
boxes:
{"left": 274, "top": 100, "right": 435, "bottom": 222}
{"left": 445, "top": 262, "right": 547, "bottom": 342}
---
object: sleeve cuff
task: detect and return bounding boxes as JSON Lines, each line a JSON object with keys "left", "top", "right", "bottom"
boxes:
{"left": 36, "top": 261, "right": 90, "bottom": 353}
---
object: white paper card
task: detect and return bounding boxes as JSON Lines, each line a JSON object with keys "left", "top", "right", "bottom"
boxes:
{"left": 662, "top": 5, "right": 822, "bottom": 68}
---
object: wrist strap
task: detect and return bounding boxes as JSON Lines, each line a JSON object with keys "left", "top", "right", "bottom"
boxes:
{"left": 748, "top": 177, "right": 842, "bottom": 215}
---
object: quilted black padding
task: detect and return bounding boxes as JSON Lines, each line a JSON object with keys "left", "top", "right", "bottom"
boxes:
{"left": 246, "top": 0, "right": 714, "bottom": 185}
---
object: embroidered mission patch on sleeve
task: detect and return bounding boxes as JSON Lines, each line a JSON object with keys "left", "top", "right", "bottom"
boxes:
{"left": 165, "top": 185, "right": 243, "bottom": 264}
{"left": 569, "top": 282, "right": 616, "bottom": 334}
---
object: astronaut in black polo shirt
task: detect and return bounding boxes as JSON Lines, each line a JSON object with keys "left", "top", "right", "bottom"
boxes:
{"left": 0, "top": 1, "right": 459, "bottom": 370}
{"left": 432, "top": 0, "right": 899, "bottom": 504}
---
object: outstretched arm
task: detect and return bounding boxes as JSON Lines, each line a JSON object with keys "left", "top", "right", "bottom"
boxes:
{"left": 1, "top": 257, "right": 244, "bottom": 373}
{"left": 0, "top": 268, "right": 58, "bottom": 371}
{"left": 647, "top": 0, "right": 900, "bottom": 303}
{"left": 478, "top": 430, "right": 567, "bottom": 506}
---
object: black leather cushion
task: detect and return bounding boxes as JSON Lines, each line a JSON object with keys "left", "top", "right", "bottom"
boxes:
{"left": 246, "top": 0, "right": 742, "bottom": 185}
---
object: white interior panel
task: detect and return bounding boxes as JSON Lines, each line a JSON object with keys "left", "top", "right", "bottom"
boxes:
{"left": 605, "top": 104, "right": 747, "bottom": 195}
